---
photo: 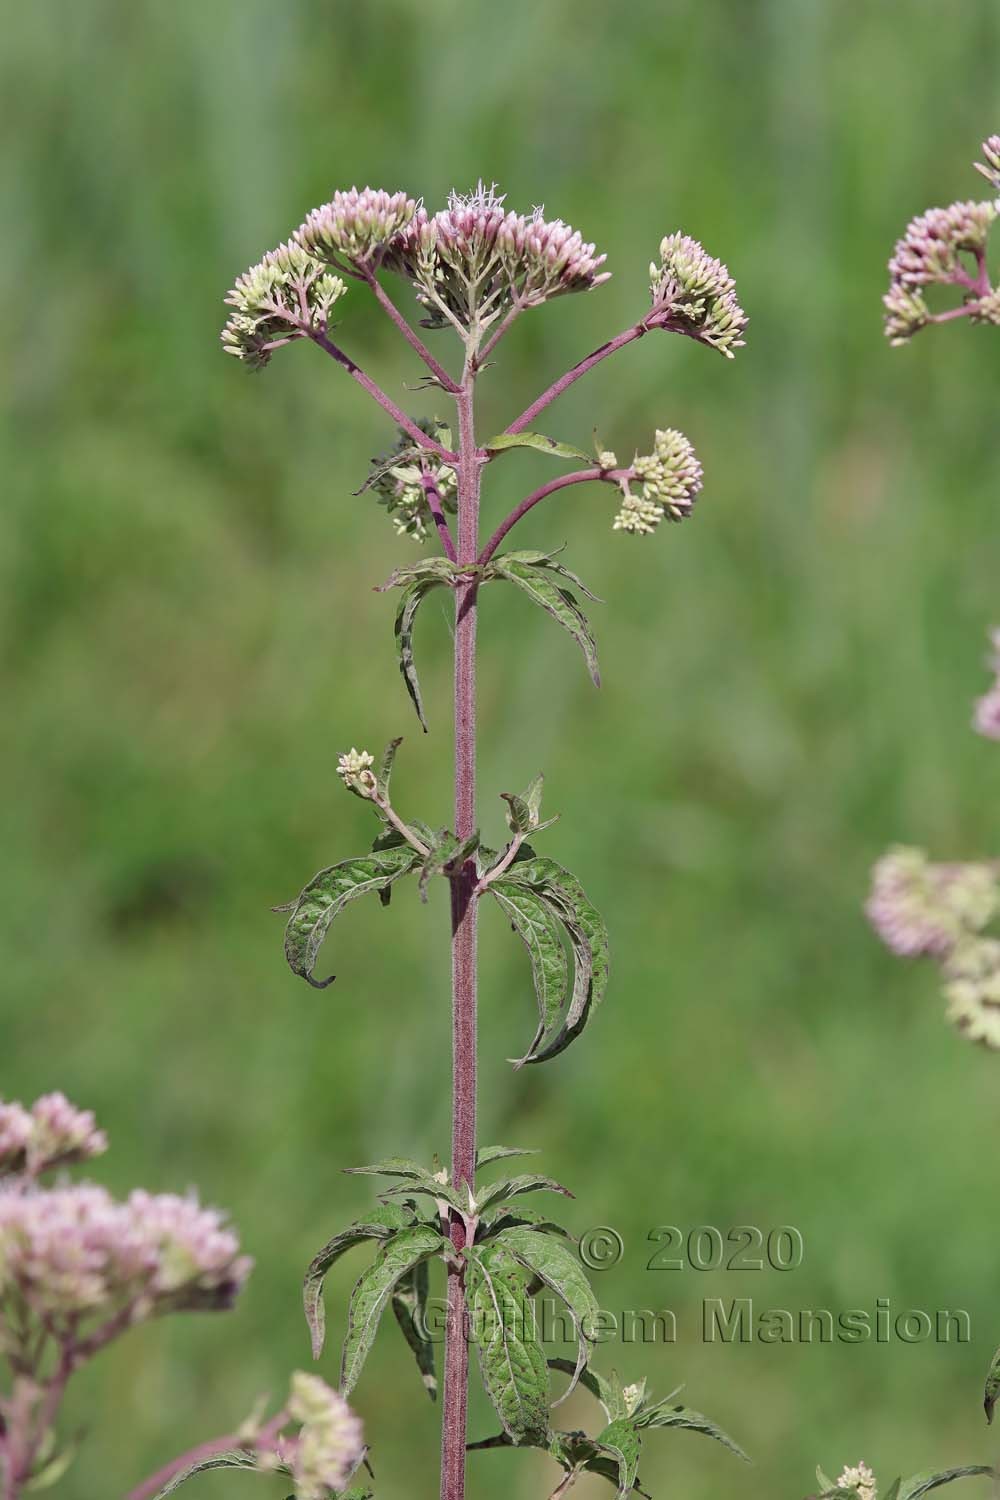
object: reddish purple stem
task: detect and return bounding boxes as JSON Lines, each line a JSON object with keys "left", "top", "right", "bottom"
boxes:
{"left": 478, "top": 467, "right": 627, "bottom": 565}
{"left": 421, "top": 469, "right": 458, "bottom": 561}
{"left": 309, "top": 330, "right": 457, "bottom": 460}
{"left": 503, "top": 319, "right": 649, "bottom": 436}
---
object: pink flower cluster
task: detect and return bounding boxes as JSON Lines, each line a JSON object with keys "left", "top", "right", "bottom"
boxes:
{"left": 0, "top": 1092, "right": 107, "bottom": 1178}
{"left": 297, "top": 187, "right": 420, "bottom": 268}
{"left": 973, "top": 629, "right": 1000, "bottom": 741}
{"left": 866, "top": 847, "right": 997, "bottom": 959}
{"left": 0, "top": 1182, "right": 252, "bottom": 1325}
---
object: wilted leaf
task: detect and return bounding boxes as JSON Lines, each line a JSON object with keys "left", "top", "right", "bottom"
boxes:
{"left": 392, "top": 1259, "right": 437, "bottom": 1401}
{"left": 148, "top": 1452, "right": 261, "bottom": 1498}
{"left": 278, "top": 848, "right": 419, "bottom": 988}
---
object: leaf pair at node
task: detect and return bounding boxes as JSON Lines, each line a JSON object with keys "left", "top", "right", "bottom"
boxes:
{"left": 471, "top": 1360, "right": 749, "bottom": 1498}
{"left": 378, "top": 547, "right": 601, "bottom": 731}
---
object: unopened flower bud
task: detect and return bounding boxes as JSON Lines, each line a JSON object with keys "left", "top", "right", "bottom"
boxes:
{"left": 976, "top": 135, "right": 1000, "bottom": 193}
{"left": 597, "top": 450, "right": 618, "bottom": 471}
{"left": 836, "top": 1460, "right": 877, "bottom": 1500}
{"left": 944, "top": 937, "right": 1000, "bottom": 1048}
{"left": 337, "top": 749, "right": 376, "bottom": 794}
{"left": 866, "top": 846, "right": 998, "bottom": 958}
{"left": 882, "top": 282, "right": 930, "bottom": 345}
{"left": 650, "top": 234, "right": 748, "bottom": 357}
{"left": 221, "top": 242, "right": 347, "bottom": 369}
{"left": 297, "top": 188, "right": 420, "bottom": 268}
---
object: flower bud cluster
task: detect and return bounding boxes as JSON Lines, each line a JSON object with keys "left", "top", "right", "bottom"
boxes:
{"left": 866, "top": 846, "right": 998, "bottom": 959}
{"left": 836, "top": 1461, "right": 877, "bottom": 1500}
{"left": 649, "top": 233, "right": 748, "bottom": 357}
{"left": 613, "top": 429, "right": 703, "bottom": 535}
{"left": 942, "top": 937, "right": 1000, "bottom": 1049}
{"left": 368, "top": 421, "right": 457, "bottom": 541}
{"left": 0, "top": 1092, "right": 107, "bottom": 1179}
{"left": 381, "top": 183, "right": 609, "bottom": 329}
{"left": 222, "top": 241, "right": 347, "bottom": 369}
{"left": 285, "top": 1371, "right": 366, "bottom": 1498}
{"left": 0, "top": 1181, "right": 252, "bottom": 1324}
{"left": 297, "top": 188, "right": 420, "bottom": 268}
{"left": 337, "top": 747, "right": 377, "bottom": 796}
{"left": 976, "top": 135, "right": 1000, "bottom": 193}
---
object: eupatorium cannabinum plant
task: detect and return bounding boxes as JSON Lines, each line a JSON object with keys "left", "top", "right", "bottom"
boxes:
{"left": 217, "top": 181, "right": 752, "bottom": 1500}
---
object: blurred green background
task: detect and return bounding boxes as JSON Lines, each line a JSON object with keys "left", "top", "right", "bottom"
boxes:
{"left": 3, "top": 2, "right": 1000, "bottom": 1496}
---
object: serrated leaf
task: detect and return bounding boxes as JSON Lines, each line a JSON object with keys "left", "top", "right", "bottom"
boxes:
{"left": 498, "top": 550, "right": 602, "bottom": 602}
{"left": 475, "top": 1174, "right": 573, "bottom": 1216}
{"left": 477, "top": 1206, "right": 574, "bottom": 1243}
{"left": 304, "top": 1203, "right": 414, "bottom": 1358}
{"left": 489, "top": 881, "right": 570, "bottom": 1065}
{"left": 341, "top": 1225, "right": 447, "bottom": 1395}
{"left": 392, "top": 1259, "right": 437, "bottom": 1401}
{"left": 635, "top": 1402, "right": 749, "bottom": 1462}
{"left": 467, "top": 1245, "right": 550, "bottom": 1444}
{"left": 548, "top": 1357, "right": 620, "bottom": 1421}
{"left": 497, "top": 856, "right": 610, "bottom": 1064}
{"left": 148, "top": 1452, "right": 261, "bottom": 1498}
{"left": 344, "top": 1159, "right": 465, "bottom": 1214}
{"left": 597, "top": 1417, "right": 641, "bottom": 1496}
{"left": 278, "top": 848, "right": 419, "bottom": 989}
{"left": 897, "top": 1470, "right": 995, "bottom": 1500}
{"left": 984, "top": 1343, "right": 1000, "bottom": 1422}
{"left": 490, "top": 558, "right": 600, "bottom": 686}
{"left": 376, "top": 556, "right": 463, "bottom": 591}
{"left": 476, "top": 1145, "right": 541, "bottom": 1169}
{"left": 493, "top": 1227, "right": 600, "bottom": 1387}
{"left": 501, "top": 792, "right": 533, "bottom": 834}
{"left": 485, "top": 431, "right": 593, "bottom": 463}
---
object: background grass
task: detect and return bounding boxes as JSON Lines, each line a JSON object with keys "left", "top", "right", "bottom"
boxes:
{"left": 2, "top": 2, "right": 1000, "bottom": 1496}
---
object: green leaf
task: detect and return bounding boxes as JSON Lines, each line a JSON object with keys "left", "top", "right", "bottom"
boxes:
{"left": 392, "top": 1259, "right": 437, "bottom": 1401}
{"left": 474, "top": 1174, "right": 573, "bottom": 1216}
{"left": 466, "top": 1245, "right": 550, "bottom": 1444}
{"left": 304, "top": 1203, "right": 414, "bottom": 1358}
{"left": 597, "top": 1417, "right": 641, "bottom": 1496}
{"left": 376, "top": 556, "right": 463, "bottom": 590}
{"left": 345, "top": 1159, "right": 465, "bottom": 1214}
{"left": 635, "top": 1403, "right": 750, "bottom": 1463}
{"left": 496, "top": 855, "right": 610, "bottom": 1064}
{"left": 477, "top": 1207, "right": 574, "bottom": 1243}
{"left": 476, "top": 1145, "right": 541, "bottom": 1169}
{"left": 985, "top": 1343, "right": 1000, "bottom": 1422}
{"left": 278, "top": 848, "right": 419, "bottom": 989}
{"left": 393, "top": 577, "right": 446, "bottom": 731}
{"left": 484, "top": 431, "right": 593, "bottom": 463}
{"left": 418, "top": 829, "right": 481, "bottom": 902}
{"left": 341, "top": 1225, "right": 448, "bottom": 1395}
{"left": 897, "top": 1471, "right": 996, "bottom": 1500}
{"left": 498, "top": 549, "right": 602, "bottom": 602}
{"left": 884, "top": 1483, "right": 903, "bottom": 1500}
{"left": 492, "top": 1227, "right": 600, "bottom": 1384}
{"left": 547, "top": 1357, "right": 620, "bottom": 1421}
{"left": 489, "top": 881, "right": 570, "bottom": 1065}
{"left": 147, "top": 1452, "right": 261, "bottom": 1498}
{"left": 489, "top": 558, "right": 600, "bottom": 687}
{"left": 377, "top": 736, "right": 403, "bottom": 798}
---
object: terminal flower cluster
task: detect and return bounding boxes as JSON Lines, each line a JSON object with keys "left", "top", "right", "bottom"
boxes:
{"left": 0, "top": 1091, "right": 107, "bottom": 1179}
{"left": 883, "top": 137, "right": 1000, "bottom": 344}
{"left": 649, "top": 232, "right": 748, "bottom": 356}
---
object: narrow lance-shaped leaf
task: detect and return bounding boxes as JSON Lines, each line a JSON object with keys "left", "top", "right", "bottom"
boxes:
{"left": 635, "top": 1402, "right": 749, "bottom": 1463}
{"left": 984, "top": 1343, "right": 1000, "bottom": 1422}
{"left": 548, "top": 1358, "right": 620, "bottom": 1422}
{"left": 392, "top": 1259, "right": 437, "bottom": 1401}
{"left": 492, "top": 1227, "right": 601, "bottom": 1389}
{"left": 476, "top": 1206, "right": 575, "bottom": 1243}
{"left": 489, "top": 882, "right": 569, "bottom": 1065}
{"left": 341, "top": 1225, "right": 448, "bottom": 1395}
{"left": 484, "top": 431, "right": 593, "bottom": 463}
{"left": 499, "top": 549, "right": 603, "bottom": 602}
{"left": 474, "top": 1174, "right": 573, "bottom": 1216}
{"left": 597, "top": 1417, "right": 641, "bottom": 1497}
{"left": 149, "top": 1452, "right": 262, "bottom": 1499}
{"left": 377, "top": 736, "right": 403, "bottom": 799}
{"left": 896, "top": 1471, "right": 996, "bottom": 1500}
{"left": 344, "top": 1159, "right": 465, "bottom": 1214}
{"left": 466, "top": 1245, "right": 550, "bottom": 1444}
{"left": 277, "top": 847, "right": 419, "bottom": 989}
{"left": 304, "top": 1202, "right": 414, "bottom": 1359}
{"left": 476, "top": 1145, "right": 541, "bottom": 1169}
{"left": 496, "top": 855, "right": 610, "bottom": 1064}
{"left": 489, "top": 557, "right": 601, "bottom": 686}
{"left": 394, "top": 577, "right": 446, "bottom": 731}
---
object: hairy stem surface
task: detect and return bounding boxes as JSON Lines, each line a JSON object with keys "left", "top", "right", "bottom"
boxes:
{"left": 440, "top": 372, "right": 481, "bottom": 1500}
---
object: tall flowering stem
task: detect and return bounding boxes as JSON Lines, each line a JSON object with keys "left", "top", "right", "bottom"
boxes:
{"left": 224, "top": 181, "right": 746, "bottom": 1500}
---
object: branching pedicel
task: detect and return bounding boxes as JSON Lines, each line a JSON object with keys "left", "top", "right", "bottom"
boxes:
{"left": 221, "top": 181, "right": 749, "bottom": 1500}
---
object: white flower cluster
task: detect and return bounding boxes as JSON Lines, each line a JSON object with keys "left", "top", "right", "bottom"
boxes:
{"left": 337, "top": 747, "right": 377, "bottom": 796}
{"left": 837, "top": 1460, "right": 877, "bottom": 1500}
{"left": 221, "top": 241, "right": 347, "bottom": 369}
{"left": 285, "top": 1371, "right": 366, "bottom": 1499}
